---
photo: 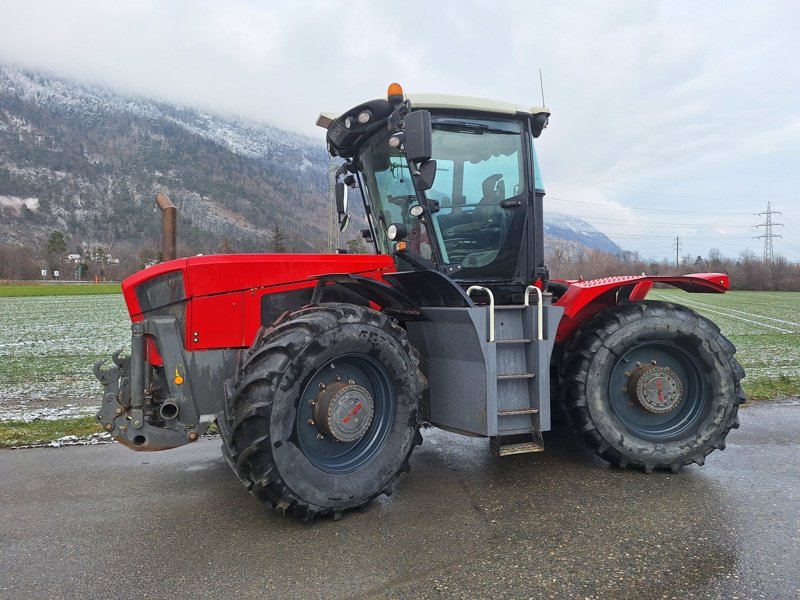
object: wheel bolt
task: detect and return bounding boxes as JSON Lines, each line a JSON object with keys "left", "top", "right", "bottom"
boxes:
{"left": 105, "top": 423, "right": 113, "bottom": 431}
{"left": 316, "top": 433, "right": 324, "bottom": 440}
{"left": 307, "top": 419, "right": 315, "bottom": 426}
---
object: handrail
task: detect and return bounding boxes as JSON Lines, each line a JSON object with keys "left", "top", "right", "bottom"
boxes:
{"left": 466, "top": 286, "right": 495, "bottom": 342}
{"left": 524, "top": 285, "right": 543, "bottom": 341}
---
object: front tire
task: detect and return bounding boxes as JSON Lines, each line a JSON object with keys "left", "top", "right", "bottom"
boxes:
{"left": 219, "top": 303, "right": 425, "bottom": 520}
{"left": 561, "top": 301, "right": 745, "bottom": 473}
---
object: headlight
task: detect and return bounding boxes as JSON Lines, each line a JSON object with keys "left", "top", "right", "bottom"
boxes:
{"left": 387, "top": 223, "right": 408, "bottom": 241}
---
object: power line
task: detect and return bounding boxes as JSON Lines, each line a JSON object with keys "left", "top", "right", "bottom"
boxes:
{"left": 547, "top": 196, "right": 754, "bottom": 216}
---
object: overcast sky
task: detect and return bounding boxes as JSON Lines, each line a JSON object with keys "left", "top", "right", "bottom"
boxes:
{"left": 1, "top": 0, "right": 798, "bottom": 261}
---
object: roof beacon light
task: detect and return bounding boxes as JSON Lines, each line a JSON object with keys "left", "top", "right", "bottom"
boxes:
{"left": 387, "top": 82, "right": 404, "bottom": 103}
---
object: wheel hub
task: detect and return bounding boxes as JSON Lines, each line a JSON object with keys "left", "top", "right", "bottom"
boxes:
{"left": 626, "top": 364, "right": 683, "bottom": 414}
{"left": 313, "top": 381, "right": 375, "bottom": 442}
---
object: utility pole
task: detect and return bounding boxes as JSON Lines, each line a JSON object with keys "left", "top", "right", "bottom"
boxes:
{"left": 673, "top": 236, "right": 681, "bottom": 269}
{"left": 327, "top": 161, "right": 338, "bottom": 253}
{"left": 754, "top": 202, "right": 783, "bottom": 264}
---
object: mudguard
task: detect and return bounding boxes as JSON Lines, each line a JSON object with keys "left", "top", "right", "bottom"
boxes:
{"left": 553, "top": 273, "right": 729, "bottom": 342}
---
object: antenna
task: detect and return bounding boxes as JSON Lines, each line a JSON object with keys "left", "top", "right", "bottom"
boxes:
{"left": 539, "top": 69, "right": 546, "bottom": 107}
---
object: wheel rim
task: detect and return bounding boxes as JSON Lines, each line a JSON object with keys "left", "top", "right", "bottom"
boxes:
{"left": 296, "top": 354, "right": 396, "bottom": 474}
{"left": 608, "top": 341, "right": 711, "bottom": 442}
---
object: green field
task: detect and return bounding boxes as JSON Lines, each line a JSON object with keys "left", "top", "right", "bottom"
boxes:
{"left": 0, "top": 282, "right": 121, "bottom": 297}
{"left": 0, "top": 288, "right": 797, "bottom": 425}
{"left": 650, "top": 289, "right": 800, "bottom": 399}
{"left": 0, "top": 291, "right": 129, "bottom": 418}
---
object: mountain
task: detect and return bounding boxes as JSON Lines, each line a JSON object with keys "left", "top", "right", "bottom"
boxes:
{"left": 0, "top": 65, "right": 330, "bottom": 261}
{"left": 543, "top": 212, "right": 622, "bottom": 255}
{"left": 0, "top": 65, "right": 623, "bottom": 272}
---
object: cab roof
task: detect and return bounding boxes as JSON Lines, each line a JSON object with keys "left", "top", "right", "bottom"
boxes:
{"left": 316, "top": 93, "right": 549, "bottom": 130}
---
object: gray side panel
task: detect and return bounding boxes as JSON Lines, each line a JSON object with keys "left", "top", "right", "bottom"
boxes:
{"left": 532, "top": 306, "right": 564, "bottom": 430}
{"left": 146, "top": 317, "right": 237, "bottom": 420}
{"left": 406, "top": 307, "right": 494, "bottom": 436}
{"left": 406, "top": 303, "right": 563, "bottom": 438}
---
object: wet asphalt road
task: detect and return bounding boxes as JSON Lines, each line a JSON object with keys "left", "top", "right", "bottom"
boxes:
{"left": 1, "top": 401, "right": 798, "bottom": 600}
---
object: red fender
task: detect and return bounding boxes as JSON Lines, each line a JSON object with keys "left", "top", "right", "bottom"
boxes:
{"left": 553, "top": 272, "right": 730, "bottom": 343}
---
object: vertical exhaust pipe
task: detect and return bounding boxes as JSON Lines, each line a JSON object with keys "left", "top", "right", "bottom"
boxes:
{"left": 155, "top": 193, "right": 177, "bottom": 262}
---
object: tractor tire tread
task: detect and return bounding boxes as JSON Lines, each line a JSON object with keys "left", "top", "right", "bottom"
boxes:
{"left": 219, "top": 302, "right": 424, "bottom": 519}
{"left": 561, "top": 300, "right": 744, "bottom": 473}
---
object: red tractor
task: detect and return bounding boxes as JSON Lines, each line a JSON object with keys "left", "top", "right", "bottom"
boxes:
{"left": 95, "top": 84, "right": 744, "bottom": 520}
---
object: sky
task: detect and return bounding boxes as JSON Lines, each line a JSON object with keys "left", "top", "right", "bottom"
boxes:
{"left": 1, "top": 0, "right": 798, "bottom": 262}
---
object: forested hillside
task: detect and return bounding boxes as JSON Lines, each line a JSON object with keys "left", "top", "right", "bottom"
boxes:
{"left": 0, "top": 66, "right": 329, "bottom": 266}
{"left": 0, "top": 65, "right": 624, "bottom": 281}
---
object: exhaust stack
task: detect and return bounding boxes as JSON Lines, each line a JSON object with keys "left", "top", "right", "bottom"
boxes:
{"left": 155, "top": 193, "right": 177, "bottom": 262}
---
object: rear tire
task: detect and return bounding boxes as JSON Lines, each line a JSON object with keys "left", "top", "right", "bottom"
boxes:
{"left": 561, "top": 301, "right": 745, "bottom": 473}
{"left": 219, "top": 303, "right": 425, "bottom": 519}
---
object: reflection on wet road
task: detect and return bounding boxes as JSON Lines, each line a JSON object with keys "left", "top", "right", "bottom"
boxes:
{"left": 1, "top": 401, "right": 798, "bottom": 599}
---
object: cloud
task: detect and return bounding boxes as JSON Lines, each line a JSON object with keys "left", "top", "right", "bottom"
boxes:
{"left": 0, "top": 0, "right": 798, "bottom": 259}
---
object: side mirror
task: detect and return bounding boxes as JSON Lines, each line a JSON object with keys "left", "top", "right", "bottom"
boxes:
{"left": 414, "top": 159, "right": 437, "bottom": 191}
{"left": 404, "top": 110, "right": 432, "bottom": 163}
{"left": 531, "top": 113, "right": 549, "bottom": 138}
{"left": 335, "top": 181, "right": 348, "bottom": 215}
{"left": 335, "top": 181, "right": 349, "bottom": 232}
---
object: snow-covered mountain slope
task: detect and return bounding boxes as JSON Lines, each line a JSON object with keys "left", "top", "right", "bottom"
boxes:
{"left": 0, "top": 64, "right": 623, "bottom": 263}
{"left": 544, "top": 211, "right": 622, "bottom": 255}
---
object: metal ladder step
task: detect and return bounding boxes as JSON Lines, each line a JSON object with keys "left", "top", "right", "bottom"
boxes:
{"left": 491, "top": 430, "right": 545, "bottom": 456}
{"left": 497, "top": 373, "right": 536, "bottom": 380}
{"left": 495, "top": 338, "right": 533, "bottom": 344}
{"left": 498, "top": 408, "right": 539, "bottom": 417}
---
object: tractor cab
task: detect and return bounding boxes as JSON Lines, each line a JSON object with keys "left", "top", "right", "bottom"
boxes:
{"left": 318, "top": 84, "right": 550, "bottom": 303}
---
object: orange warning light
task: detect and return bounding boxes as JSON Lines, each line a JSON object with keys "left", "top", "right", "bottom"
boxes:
{"left": 387, "top": 82, "right": 404, "bottom": 101}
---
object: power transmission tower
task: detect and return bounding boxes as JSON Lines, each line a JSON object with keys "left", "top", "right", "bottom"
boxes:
{"left": 673, "top": 236, "right": 681, "bottom": 269}
{"left": 754, "top": 202, "right": 783, "bottom": 264}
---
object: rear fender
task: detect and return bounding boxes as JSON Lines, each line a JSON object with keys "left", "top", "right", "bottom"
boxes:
{"left": 553, "top": 273, "right": 729, "bottom": 343}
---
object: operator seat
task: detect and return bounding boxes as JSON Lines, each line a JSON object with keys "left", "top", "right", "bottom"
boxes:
{"left": 473, "top": 174, "right": 504, "bottom": 220}
{"left": 444, "top": 174, "right": 504, "bottom": 236}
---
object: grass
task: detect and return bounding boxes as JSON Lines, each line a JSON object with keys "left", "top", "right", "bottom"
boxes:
{"left": 0, "top": 282, "right": 121, "bottom": 297}
{"left": 0, "top": 294, "right": 130, "bottom": 404}
{"left": 739, "top": 375, "right": 800, "bottom": 401}
{"left": 0, "top": 417, "right": 219, "bottom": 447}
{"left": 650, "top": 289, "right": 800, "bottom": 400}
{"left": 0, "top": 416, "right": 103, "bottom": 447}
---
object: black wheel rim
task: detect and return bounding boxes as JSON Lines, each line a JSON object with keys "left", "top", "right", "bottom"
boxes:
{"left": 296, "top": 354, "right": 396, "bottom": 474}
{"left": 608, "top": 341, "right": 710, "bottom": 442}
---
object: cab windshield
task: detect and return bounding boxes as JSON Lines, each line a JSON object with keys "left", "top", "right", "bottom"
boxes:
{"left": 358, "top": 116, "right": 527, "bottom": 280}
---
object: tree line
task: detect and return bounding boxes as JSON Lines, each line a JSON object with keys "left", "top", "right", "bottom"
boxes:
{"left": 547, "top": 245, "right": 800, "bottom": 291}
{"left": 2, "top": 228, "right": 797, "bottom": 291}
